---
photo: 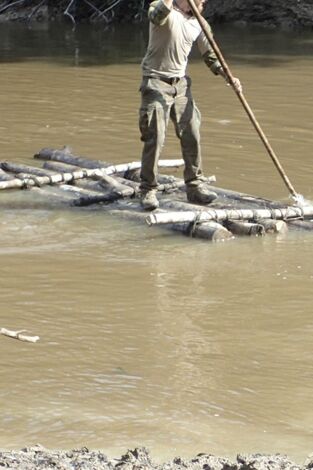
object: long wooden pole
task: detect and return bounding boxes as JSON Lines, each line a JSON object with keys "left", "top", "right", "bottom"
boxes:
{"left": 187, "top": 0, "right": 301, "bottom": 202}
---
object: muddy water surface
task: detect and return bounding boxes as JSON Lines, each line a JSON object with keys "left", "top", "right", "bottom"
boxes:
{"left": 0, "top": 23, "right": 313, "bottom": 463}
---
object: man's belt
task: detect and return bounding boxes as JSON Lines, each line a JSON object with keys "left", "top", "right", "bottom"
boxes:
{"left": 147, "top": 76, "right": 183, "bottom": 85}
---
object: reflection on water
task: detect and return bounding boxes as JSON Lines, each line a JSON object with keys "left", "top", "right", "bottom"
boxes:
{"left": 0, "top": 22, "right": 313, "bottom": 463}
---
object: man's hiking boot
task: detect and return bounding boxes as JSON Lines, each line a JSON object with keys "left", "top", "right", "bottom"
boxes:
{"left": 186, "top": 183, "right": 218, "bottom": 205}
{"left": 140, "top": 189, "right": 159, "bottom": 211}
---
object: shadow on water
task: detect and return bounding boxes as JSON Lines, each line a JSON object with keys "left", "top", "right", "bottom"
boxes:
{"left": 0, "top": 22, "right": 313, "bottom": 67}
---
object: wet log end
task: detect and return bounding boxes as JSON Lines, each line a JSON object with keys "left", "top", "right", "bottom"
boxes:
{"left": 225, "top": 220, "right": 265, "bottom": 237}
{"left": 193, "top": 221, "right": 234, "bottom": 242}
{"left": 257, "top": 219, "right": 288, "bottom": 234}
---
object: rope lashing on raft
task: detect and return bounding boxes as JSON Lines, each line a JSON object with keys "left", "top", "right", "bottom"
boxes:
{"left": 282, "top": 206, "right": 305, "bottom": 221}
{"left": 188, "top": 211, "right": 203, "bottom": 237}
{"left": 21, "top": 176, "right": 42, "bottom": 189}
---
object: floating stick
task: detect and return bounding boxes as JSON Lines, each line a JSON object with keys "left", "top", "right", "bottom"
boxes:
{"left": 0, "top": 328, "right": 40, "bottom": 343}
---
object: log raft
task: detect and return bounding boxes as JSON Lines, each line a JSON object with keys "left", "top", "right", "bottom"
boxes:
{"left": 0, "top": 147, "right": 312, "bottom": 242}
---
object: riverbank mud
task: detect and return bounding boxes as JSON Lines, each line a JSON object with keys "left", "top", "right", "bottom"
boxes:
{"left": 0, "top": 446, "right": 312, "bottom": 469}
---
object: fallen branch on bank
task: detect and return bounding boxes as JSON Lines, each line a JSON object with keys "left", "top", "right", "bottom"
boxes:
{"left": 0, "top": 327, "right": 40, "bottom": 343}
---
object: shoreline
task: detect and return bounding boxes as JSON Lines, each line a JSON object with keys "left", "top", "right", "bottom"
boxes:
{"left": 0, "top": 2, "right": 313, "bottom": 30}
{"left": 0, "top": 446, "right": 310, "bottom": 469}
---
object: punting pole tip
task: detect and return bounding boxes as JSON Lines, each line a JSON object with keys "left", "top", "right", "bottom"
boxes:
{"left": 291, "top": 193, "right": 308, "bottom": 207}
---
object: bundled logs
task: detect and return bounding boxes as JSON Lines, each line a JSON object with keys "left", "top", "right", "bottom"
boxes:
{"left": 0, "top": 146, "right": 312, "bottom": 242}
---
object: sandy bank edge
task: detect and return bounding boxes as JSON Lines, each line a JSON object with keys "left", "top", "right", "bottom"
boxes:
{"left": 0, "top": 446, "right": 312, "bottom": 469}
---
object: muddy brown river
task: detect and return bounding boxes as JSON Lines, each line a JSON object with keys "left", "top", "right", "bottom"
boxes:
{"left": 0, "top": 23, "right": 313, "bottom": 464}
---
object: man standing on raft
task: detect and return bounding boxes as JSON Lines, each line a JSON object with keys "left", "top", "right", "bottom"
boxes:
{"left": 139, "top": 0, "right": 242, "bottom": 210}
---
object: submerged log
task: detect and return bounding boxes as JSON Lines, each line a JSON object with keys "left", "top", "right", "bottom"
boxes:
{"left": 184, "top": 220, "right": 233, "bottom": 241}
{"left": 146, "top": 206, "right": 313, "bottom": 226}
{"left": 225, "top": 220, "right": 265, "bottom": 237}
{"left": 257, "top": 219, "right": 288, "bottom": 234}
{"left": 58, "top": 184, "right": 123, "bottom": 206}
{"left": 287, "top": 220, "right": 313, "bottom": 231}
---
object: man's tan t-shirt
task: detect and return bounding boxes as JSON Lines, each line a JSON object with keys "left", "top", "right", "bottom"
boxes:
{"left": 141, "top": 0, "right": 221, "bottom": 79}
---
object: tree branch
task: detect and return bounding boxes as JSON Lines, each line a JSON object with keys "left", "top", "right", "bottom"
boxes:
{"left": 0, "top": 0, "right": 26, "bottom": 15}
{"left": 27, "top": 0, "right": 46, "bottom": 21}
{"left": 83, "top": 0, "right": 109, "bottom": 23}
{"left": 64, "top": 0, "right": 76, "bottom": 24}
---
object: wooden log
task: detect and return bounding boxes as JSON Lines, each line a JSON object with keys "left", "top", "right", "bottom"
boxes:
{"left": 1, "top": 161, "right": 56, "bottom": 177}
{"left": 0, "top": 164, "right": 99, "bottom": 206}
{"left": 34, "top": 147, "right": 111, "bottom": 169}
{"left": 34, "top": 147, "right": 184, "bottom": 174}
{"left": 211, "top": 186, "right": 284, "bottom": 208}
{"left": 0, "top": 328, "right": 39, "bottom": 343}
{"left": 43, "top": 160, "right": 90, "bottom": 173}
{"left": 146, "top": 206, "right": 313, "bottom": 226}
{"left": 0, "top": 168, "right": 15, "bottom": 181}
{"left": 0, "top": 161, "right": 182, "bottom": 206}
{"left": 43, "top": 159, "right": 138, "bottom": 192}
{"left": 42, "top": 160, "right": 134, "bottom": 198}
{"left": 257, "top": 219, "right": 288, "bottom": 234}
{"left": 31, "top": 186, "right": 80, "bottom": 205}
{"left": 110, "top": 202, "right": 233, "bottom": 242}
{"left": 35, "top": 148, "right": 215, "bottom": 194}
{"left": 287, "top": 220, "right": 313, "bottom": 231}
{"left": 183, "top": 220, "right": 234, "bottom": 241}
{"left": 0, "top": 167, "right": 118, "bottom": 190}
{"left": 41, "top": 160, "right": 182, "bottom": 196}
{"left": 0, "top": 156, "right": 185, "bottom": 190}
{"left": 4, "top": 170, "right": 119, "bottom": 206}
{"left": 224, "top": 220, "right": 265, "bottom": 237}
{"left": 53, "top": 184, "right": 123, "bottom": 206}
{"left": 10, "top": 175, "right": 115, "bottom": 205}
{"left": 0, "top": 165, "right": 79, "bottom": 207}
